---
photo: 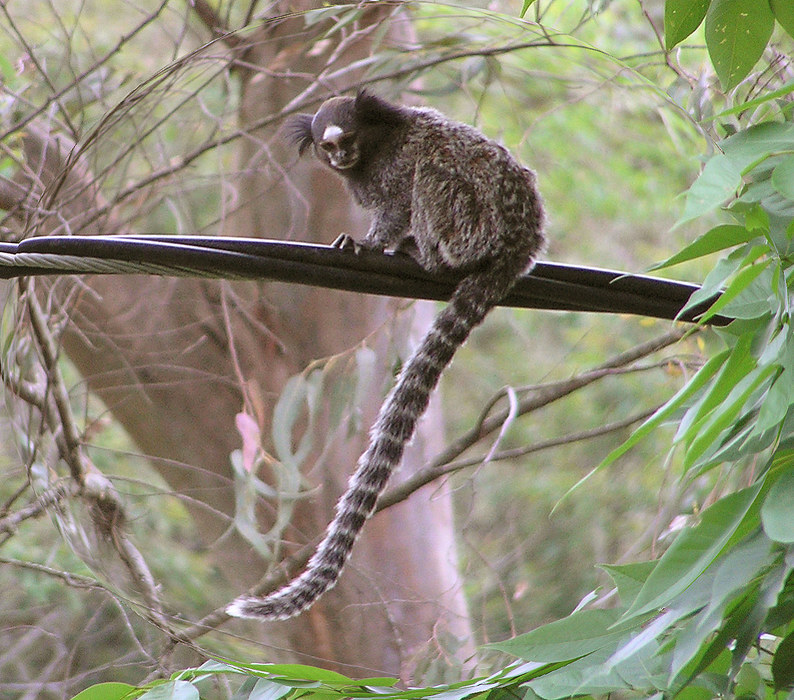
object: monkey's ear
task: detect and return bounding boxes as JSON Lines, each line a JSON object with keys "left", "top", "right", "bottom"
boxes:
{"left": 284, "top": 113, "right": 314, "bottom": 155}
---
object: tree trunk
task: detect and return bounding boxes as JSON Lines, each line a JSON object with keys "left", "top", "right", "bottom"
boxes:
{"left": 7, "top": 3, "right": 473, "bottom": 679}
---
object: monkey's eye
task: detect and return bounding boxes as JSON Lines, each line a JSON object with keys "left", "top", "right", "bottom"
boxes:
{"left": 319, "top": 134, "right": 355, "bottom": 152}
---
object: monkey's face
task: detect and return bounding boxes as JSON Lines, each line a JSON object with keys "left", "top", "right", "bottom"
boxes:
{"left": 309, "top": 97, "right": 362, "bottom": 172}
{"left": 316, "top": 124, "right": 360, "bottom": 171}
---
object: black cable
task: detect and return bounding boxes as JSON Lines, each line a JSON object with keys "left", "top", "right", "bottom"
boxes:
{"left": 0, "top": 235, "right": 727, "bottom": 325}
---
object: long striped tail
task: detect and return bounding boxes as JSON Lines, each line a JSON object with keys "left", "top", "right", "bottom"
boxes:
{"left": 226, "top": 257, "right": 530, "bottom": 620}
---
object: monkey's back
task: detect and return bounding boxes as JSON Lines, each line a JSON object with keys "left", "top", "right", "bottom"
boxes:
{"left": 351, "top": 106, "right": 544, "bottom": 273}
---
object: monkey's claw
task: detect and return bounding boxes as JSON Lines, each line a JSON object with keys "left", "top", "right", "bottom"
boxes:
{"left": 332, "top": 233, "right": 360, "bottom": 252}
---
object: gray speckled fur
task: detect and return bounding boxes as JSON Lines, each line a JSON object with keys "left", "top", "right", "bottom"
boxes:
{"left": 227, "top": 91, "right": 545, "bottom": 621}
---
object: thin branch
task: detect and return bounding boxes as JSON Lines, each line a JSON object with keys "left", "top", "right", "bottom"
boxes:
{"left": 0, "top": 482, "right": 77, "bottom": 534}
{"left": 422, "top": 405, "right": 660, "bottom": 479}
{"left": 421, "top": 328, "right": 691, "bottom": 482}
{"left": 190, "top": 0, "right": 245, "bottom": 50}
{"left": 0, "top": 0, "right": 172, "bottom": 145}
{"left": 0, "top": 555, "right": 101, "bottom": 589}
{"left": 17, "top": 277, "right": 173, "bottom": 633}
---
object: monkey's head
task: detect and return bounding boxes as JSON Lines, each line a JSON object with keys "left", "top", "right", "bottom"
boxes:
{"left": 286, "top": 91, "right": 407, "bottom": 173}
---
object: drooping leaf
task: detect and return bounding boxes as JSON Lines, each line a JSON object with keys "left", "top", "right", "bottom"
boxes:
{"left": 683, "top": 364, "right": 776, "bottom": 468}
{"left": 649, "top": 224, "right": 756, "bottom": 271}
{"left": 694, "top": 260, "right": 769, "bottom": 323}
{"left": 675, "top": 333, "right": 754, "bottom": 444}
{"left": 669, "top": 532, "right": 775, "bottom": 680}
{"left": 705, "top": 0, "right": 775, "bottom": 90}
{"left": 621, "top": 482, "right": 763, "bottom": 621}
{"left": 664, "top": 0, "right": 709, "bottom": 49}
{"left": 557, "top": 349, "right": 728, "bottom": 503}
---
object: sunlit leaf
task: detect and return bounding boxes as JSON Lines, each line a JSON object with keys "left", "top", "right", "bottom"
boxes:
{"left": 675, "top": 333, "right": 754, "bottom": 443}
{"left": 705, "top": 0, "right": 774, "bottom": 90}
{"left": 684, "top": 365, "right": 776, "bottom": 468}
{"left": 695, "top": 260, "right": 769, "bottom": 323}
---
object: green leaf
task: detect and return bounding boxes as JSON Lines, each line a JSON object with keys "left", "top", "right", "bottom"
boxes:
{"left": 711, "top": 80, "right": 794, "bottom": 119}
{"left": 678, "top": 154, "right": 743, "bottom": 225}
{"left": 718, "top": 268, "right": 774, "bottom": 319}
{"left": 675, "top": 333, "right": 754, "bottom": 443}
{"left": 705, "top": 0, "right": 775, "bottom": 90}
{"left": 771, "top": 155, "right": 794, "bottom": 201}
{"left": 665, "top": 0, "right": 709, "bottom": 49}
{"left": 721, "top": 122, "right": 794, "bottom": 172}
{"left": 486, "top": 609, "right": 627, "bottom": 662}
{"left": 600, "top": 561, "right": 657, "bottom": 607}
{"left": 650, "top": 224, "right": 756, "bottom": 271}
{"left": 245, "top": 679, "right": 295, "bottom": 700}
{"left": 772, "top": 629, "right": 794, "bottom": 690}
{"left": 621, "top": 482, "right": 763, "bottom": 621}
{"left": 771, "top": 0, "right": 794, "bottom": 39}
{"left": 761, "top": 469, "right": 794, "bottom": 543}
{"left": 519, "top": 0, "right": 538, "bottom": 18}
{"left": 669, "top": 532, "right": 775, "bottom": 680}
{"left": 69, "top": 683, "right": 137, "bottom": 700}
{"left": 683, "top": 365, "right": 776, "bottom": 468}
{"left": 696, "top": 260, "right": 769, "bottom": 323}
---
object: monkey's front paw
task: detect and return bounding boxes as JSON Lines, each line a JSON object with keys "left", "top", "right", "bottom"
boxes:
{"left": 332, "top": 233, "right": 360, "bottom": 252}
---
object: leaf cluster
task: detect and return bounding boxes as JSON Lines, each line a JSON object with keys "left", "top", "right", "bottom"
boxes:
{"left": 664, "top": 0, "right": 794, "bottom": 91}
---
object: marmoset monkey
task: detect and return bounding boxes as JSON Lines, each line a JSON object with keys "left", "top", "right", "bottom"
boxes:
{"left": 227, "top": 90, "right": 546, "bottom": 620}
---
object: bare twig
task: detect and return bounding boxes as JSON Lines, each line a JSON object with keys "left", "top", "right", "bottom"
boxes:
{"left": 0, "top": 482, "right": 77, "bottom": 534}
{"left": 16, "top": 277, "right": 174, "bottom": 633}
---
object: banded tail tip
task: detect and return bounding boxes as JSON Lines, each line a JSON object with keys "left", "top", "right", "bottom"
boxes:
{"left": 226, "top": 595, "right": 290, "bottom": 621}
{"left": 225, "top": 596, "right": 258, "bottom": 619}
